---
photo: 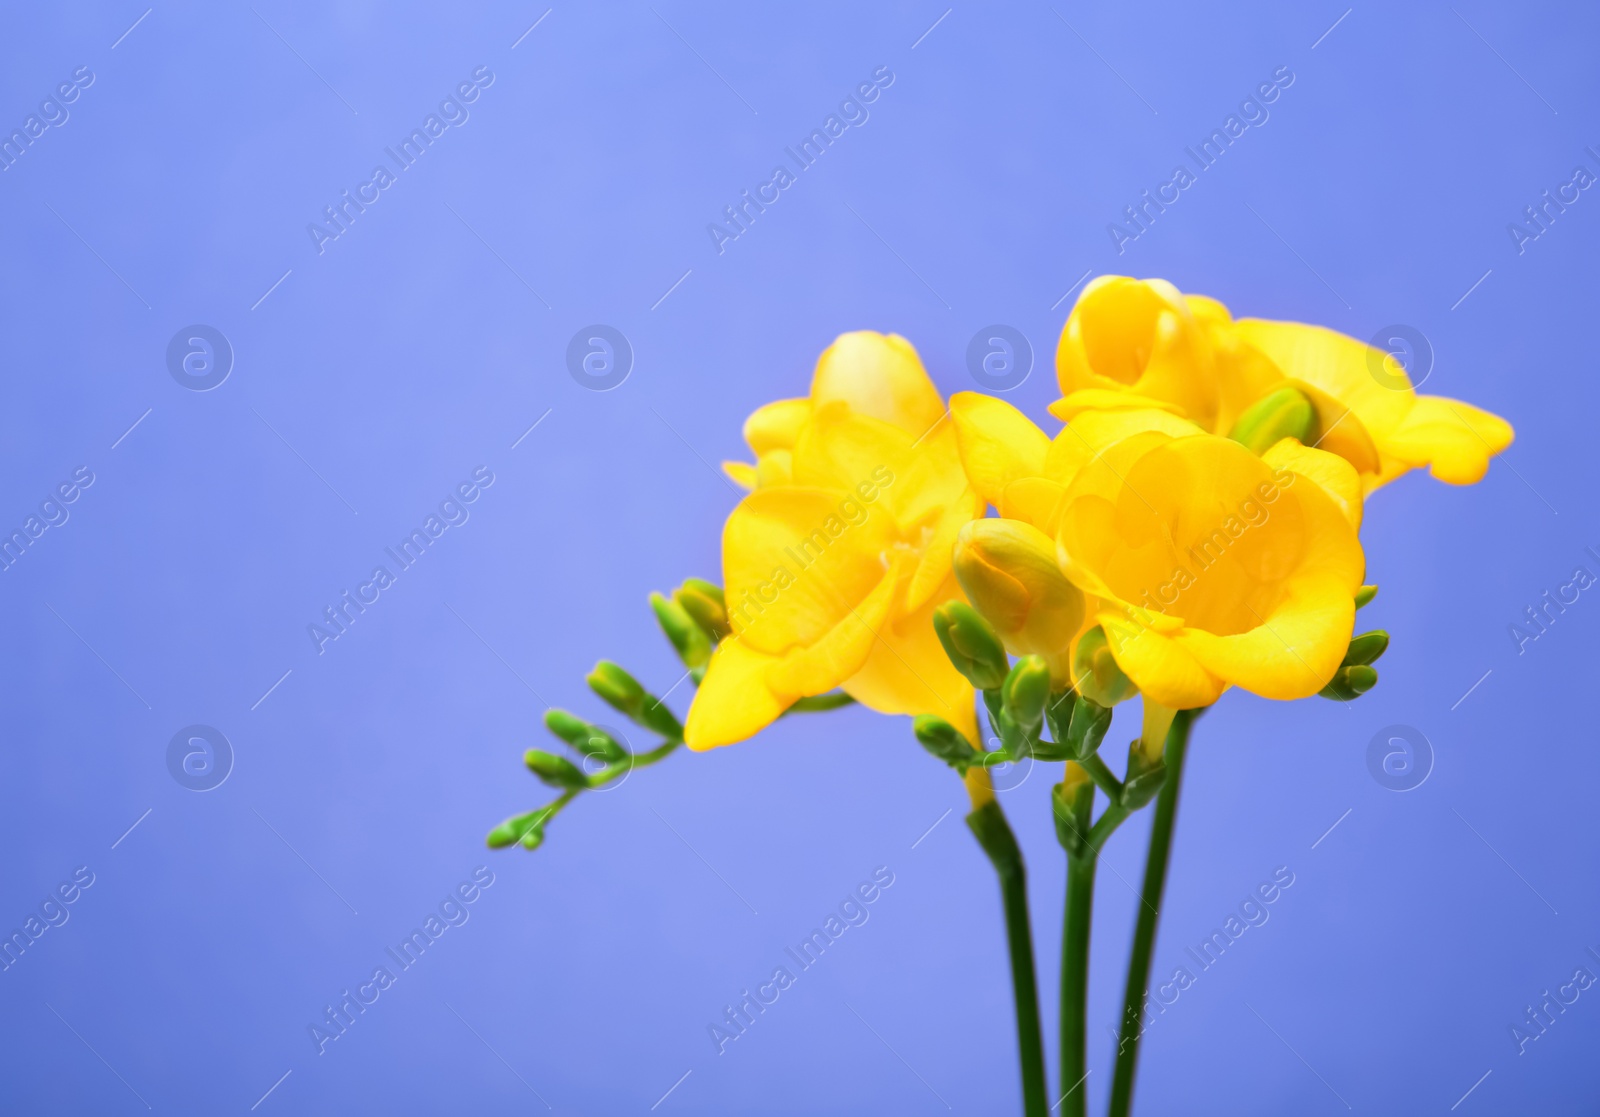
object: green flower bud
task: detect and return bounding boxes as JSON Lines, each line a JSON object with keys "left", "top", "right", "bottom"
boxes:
{"left": 1318, "top": 664, "right": 1378, "bottom": 702}
{"left": 1001, "top": 656, "right": 1050, "bottom": 740}
{"left": 519, "top": 825, "right": 545, "bottom": 850}
{"left": 1354, "top": 584, "right": 1378, "bottom": 609}
{"left": 913, "top": 714, "right": 978, "bottom": 772}
{"left": 651, "top": 591, "right": 712, "bottom": 668}
{"left": 933, "top": 602, "right": 1010, "bottom": 691}
{"left": 585, "top": 662, "right": 684, "bottom": 742}
{"left": 952, "top": 519, "right": 1086, "bottom": 678}
{"left": 1052, "top": 764, "right": 1095, "bottom": 856}
{"left": 543, "top": 709, "right": 627, "bottom": 762}
{"left": 524, "top": 749, "right": 590, "bottom": 789}
{"left": 674, "top": 578, "right": 731, "bottom": 640}
{"left": 1071, "top": 625, "right": 1137, "bottom": 707}
{"left": 485, "top": 808, "right": 545, "bottom": 849}
{"left": 1228, "top": 385, "right": 1319, "bottom": 455}
{"left": 1062, "top": 694, "right": 1112, "bottom": 761}
{"left": 1342, "top": 630, "right": 1389, "bottom": 667}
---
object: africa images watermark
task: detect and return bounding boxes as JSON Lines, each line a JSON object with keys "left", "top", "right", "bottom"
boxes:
{"left": 0, "top": 866, "right": 97, "bottom": 974}
{"left": 707, "top": 866, "right": 896, "bottom": 1054}
{"left": 308, "top": 466, "right": 496, "bottom": 653}
{"left": 1508, "top": 544, "right": 1599, "bottom": 655}
{"left": 1108, "top": 65, "right": 1295, "bottom": 253}
{"left": 1506, "top": 145, "right": 1600, "bottom": 255}
{"left": 0, "top": 65, "right": 95, "bottom": 174}
{"left": 0, "top": 466, "right": 95, "bottom": 574}
{"left": 306, "top": 66, "right": 496, "bottom": 254}
{"left": 706, "top": 66, "right": 896, "bottom": 255}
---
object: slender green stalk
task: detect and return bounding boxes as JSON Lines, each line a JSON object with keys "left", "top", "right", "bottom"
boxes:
{"left": 1059, "top": 853, "right": 1096, "bottom": 1117}
{"left": 1107, "top": 710, "right": 1196, "bottom": 1117}
{"left": 967, "top": 800, "right": 1049, "bottom": 1117}
{"left": 1081, "top": 754, "right": 1125, "bottom": 802}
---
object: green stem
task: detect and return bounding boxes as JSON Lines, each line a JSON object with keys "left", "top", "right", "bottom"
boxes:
{"left": 1107, "top": 709, "right": 1195, "bottom": 1117}
{"left": 1081, "top": 754, "right": 1125, "bottom": 803}
{"left": 967, "top": 800, "right": 1050, "bottom": 1117}
{"left": 1059, "top": 853, "right": 1096, "bottom": 1117}
{"left": 588, "top": 740, "right": 681, "bottom": 785}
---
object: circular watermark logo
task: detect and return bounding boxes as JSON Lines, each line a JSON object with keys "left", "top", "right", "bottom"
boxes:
{"left": 982, "top": 731, "right": 1036, "bottom": 793}
{"left": 566, "top": 325, "right": 633, "bottom": 391}
{"left": 166, "top": 724, "right": 234, "bottom": 791}
{"left": 166, "top": 325, "right": 234, "bottom": 391}
{"left": 966, "top": 325, "right": 1033, "bottom": 392}
{"left": 1366, "top": 325, "right": 1432, "bottom": 392}
{"left": 573, "top": 722, "right": 633, "bottom": 792}
{"left": 1365, "top": 724, "right": 1432, "bottom": 792}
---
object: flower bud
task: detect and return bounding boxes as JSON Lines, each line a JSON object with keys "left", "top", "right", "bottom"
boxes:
{"left": 486, "top": 809, "right": 544, "bottom": 849}
{"left": 1355, "top": 584, "right": 1378, "bottom": 609}
{"left": 1318, "top": 664, "right": 1378, "bottom": 702}
{"left": 544, "top": 709, "right": 627, "bottom": 762}
{"left": 650, "top": 591, "right": 712, "bottom": 668}
{"left": 1342, "top": 630, "right": 1389, "bottom": 667}
{"left": 953, "top": 519, "right": 1086, "bottom": 677}
{"left": 1122, "top": 741, "right": 1166, "bottom": 810}
{"left": 1071, "top": 625, "right": 1137, "bottom": 707}
{"left": 1228, "top": 385, "right": 1318, "bottom": 455}
{"left": 524, "top": 749, "right": 590, "bottom": 789}
{"left": 674, "top": 578, "right": 731, "bottom": 640}
{"left": 933, "top": 602, "right": 1010, "bottom": 691}
{"left": 586, "top": 662, "right": 684, "bottom": 741}
{"left": 913, "top": 715, "right": 978, "bottom": 772}
{"left": 1001, "top": 655, "right": 1051, "bottom": 741}
{"left": 1052, "top": 764, "right": 1095, "bottom": 855}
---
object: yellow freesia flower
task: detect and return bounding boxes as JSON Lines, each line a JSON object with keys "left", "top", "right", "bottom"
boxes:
{"left": 686, "top": 332, "right": 983, "bottom": 751}
{"left": 952, "top": 518, "right": 1089, "bottom": 684}
{"left": 952, "top": 391, "right": 1366, "bottom": 728}
{"left": 1047, "top": 276, "right": 1514, "bottom": 493}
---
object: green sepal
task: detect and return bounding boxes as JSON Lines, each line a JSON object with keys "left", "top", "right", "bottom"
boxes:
{"left": 933, "top": 602, "right": 1010, "bottom": 691}
{"left": 1072, "top": 625, "right": 1137, "bottom": 707}
{"left": 1354, "top": 584, "right": 1378, "bottom": 609}
{"left": 913, "top": 715, "right": 978, "bottom": 773}
{"left": 1342, "top": 630, "right": 1389, "bottom": 667}
{"left": 1228, "top": 385, "right": 1318, "bottom": 454}
{"left": 651, "top": 591, "right": 712, "bottom": 668}
{"left": 1318, "top": 664, "right": 1378, "bottom": 701}
{"left": 1121, "top": 741, "right": 1167, "bottom": 810}
{"left": 524, "top": 749, "right": 591, "bottom": 789}
{"left": 1052, "top": 775, "right": 1095, "bottom": 856}
{"left": 1065, "top": 694, "right": 1112, "bottom": 761}
{"left": 1001, "top": 656, "right": 1050, "bottom": 740}
{"left": 544, "top": 708, "right": 627, "bottom": 762}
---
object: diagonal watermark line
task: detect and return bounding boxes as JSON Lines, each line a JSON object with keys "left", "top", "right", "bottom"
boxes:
{"left": 44, "top": 202, "right": 152, "bottom": 309}
{"left": 446, "top": 604, "right": 550, "bottom": 706}
{"left": 651, "top": 268, "right": 693, "bottom": 310}
{"left": 653, "top": 808, "right": 759, "bottom": 914}
{"left": 1451, "top": 807, "right": 1558, "bottom": 914}
{"left": 250, "top": 1068, "right": 293, "bottom": 1111}
{"left": 510, "top": 407, "right": 553, "bottom": 449}
{"left": 843, "top": 201, "right": 951, "bottom": 309}
{"left": 1446, "top": 403, "right": 1556, "bottom": 515}
{"left": 1245, "top": 1002, "right": 1350, "bottom": 1109}
{"left": 252, "top": 807, "right": 359, "bottom": 915}
{"left": 652, "top": 666, "right": 696, "bottom": 710}
{"left": 251, "top": 268, "right": 293, "bottom": 311}
{"left": 1051, "top": 267, "right": 1094, "bottom": 311}
{"left": 844, "top": 1000, "right": 951, "bottom": 1109}
{"left": 249, "top": 6, "right": 359, "bottom": 115}
{"left": 1310, "top": 8, "right": 1351, "bottom": 50}
{"left": 1450, "top": 668, "right": 1492, "bottom": 711}
{"left": 650, "top": 405, "right": 745, "bottom": 495}
{"left": 649, "top": 6, "right": 758, "bottom": 114}
{"left": 911, "top": 808, "right": 953, "bottom": 849}
{"left": 1310, "top": 807, "right": 1352, "bottom": 850}
{"left": 1449, "top": 8, "right": 1557, "bottom": 114}
{"left": 1048, "top": 7, "right": 1158, "bottom": 115}
{"left": 111, "top": 407, "right": 153, "bottom": 449}
{"left": 1243, "top": 201, "right": 1351, "bottom": 310}
{"left": 112, "top": 8, "right": 153, "bottom": 49}
{"left": 1451, "top": 1068, "right": 1492, "bottom": 1111}
{"left": 45, "top": 602, "right": 151, "bottom": 709}
{"left": 251, "top": 406, "right": 360, "bottom": 515}
{"left": 446, "top": 1002, "right": 552, "bottom": 1107}
{"left": 251, "top": 668, "right": 294, "bottom": 711}
{"left": 912, "top": 8, "right": 952, "bottom": 49}
{"left": 651, "top": 1069, "right": 693, "bottom": 1111}
{"left": 511, "top": 7, "right": 552, "bottom": 48}
{"left": 111, "top": 808, "right": 153, "bottom": 850}
{"left": 1052, "top": 1070, "right": 1091, "bottom": 1111}
{"left": 47, "top": 1003, "right": 150, "bottom": 1108}
{"left": 445, "top": 202, "right": 551, "bottom": 308}
{"left": 1450, "top": 268, "right": 1492, "bottom": 311}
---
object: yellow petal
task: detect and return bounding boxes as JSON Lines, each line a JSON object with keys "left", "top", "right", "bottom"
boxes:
{"left": 722, "top": 486, "right": 896, "bottom": 655}
{"left": 1176, "top": 578, "right": 1355, "bottom": 700}
{"left": 684, "top": 637, "right": 789, "bottom": 750}
{"left": 842, "top": 572, "right": 978, "bottom": 743}
{"left": 1096, "top": 609, "right": 1224, "bottom": 709}
{"left": 1384, "top": 395, "right": 1515, "bottom": 486}
{"left": 905, "top": 488, "right": 985, "bottom": 612}
{"left": 1284, "top": 378, "right": 1381, "bottom": 476}
{"left": 766, "top": 557, "right": 900, "bottom": 696}
{"left": 811, "top": 331, "right": 947, "bottom": 439}
{"left": 744, "top": 398, "right": 811, "bottom": 454}
{"left": 792, "top": 403, "right": 966, "bottom": 533}
{"left": 950, "top": 391, "right": 1050, "bottom": 510}
{"left": 1044, "top": 409, "right": 1203, "bottom": 485}
{"left": 723, "top": 460, "right": 758, "bottom": 490}
{"left": 1262, "top": 438, "right": 1364, "bottom": 531}
{"left": 1047, "top": 388, "right": 1184, "bottom": 423}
